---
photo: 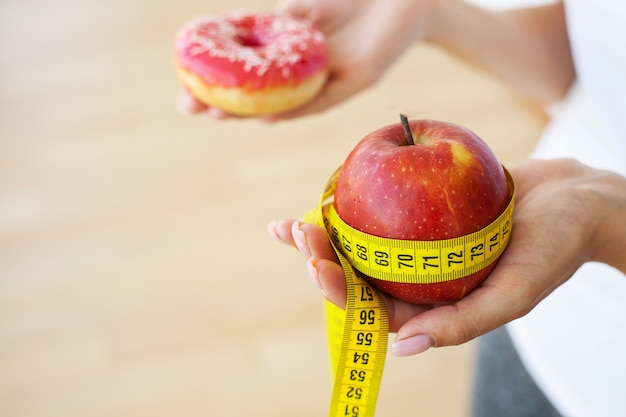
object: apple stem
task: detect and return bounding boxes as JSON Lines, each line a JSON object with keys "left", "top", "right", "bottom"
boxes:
{"left": 400, "top": 114, "right": 415, "bottom": 145}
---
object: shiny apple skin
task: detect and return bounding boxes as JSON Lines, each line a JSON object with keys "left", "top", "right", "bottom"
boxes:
{"left": 334, "top": 119, "right": 510, "bottom": 304}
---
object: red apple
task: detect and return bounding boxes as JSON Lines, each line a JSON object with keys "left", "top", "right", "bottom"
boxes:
{"left": 333, "top": 116, "right": 511, "bottom": 304}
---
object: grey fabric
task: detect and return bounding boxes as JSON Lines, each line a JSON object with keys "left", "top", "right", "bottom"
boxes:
{"left": 471, "top": 326, "right": 564, "bottom": 417}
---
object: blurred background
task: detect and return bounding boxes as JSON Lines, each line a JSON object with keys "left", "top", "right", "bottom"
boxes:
{"left": 1, "top": 0, "right": 548, "bottom": 416}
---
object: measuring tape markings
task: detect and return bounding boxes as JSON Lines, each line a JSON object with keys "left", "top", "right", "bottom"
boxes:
{"left": 323, "top": 181, "right": 514, "bottom": 284}
{"left": 326, "top": 254, "right": 388, "bottom": 417}
{"left": 304, "top": 170, "right": 389, "bottom": 417}
{"left": 304, "top": 165, "right": 515, "bottom": 417}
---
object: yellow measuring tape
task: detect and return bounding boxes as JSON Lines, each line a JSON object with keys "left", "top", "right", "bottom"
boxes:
{"left": 303, "top": 165, "right": 515, "bottom": 417}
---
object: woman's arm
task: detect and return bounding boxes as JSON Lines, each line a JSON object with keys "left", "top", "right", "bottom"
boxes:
{"left": 273, "top": 0, "right": 575, "bottom": 119}
{"left": 427, "top": 0, "right": 575, "bottom": 103}
{"left": 179, "top": 0, "right": 576, "bottom": 117}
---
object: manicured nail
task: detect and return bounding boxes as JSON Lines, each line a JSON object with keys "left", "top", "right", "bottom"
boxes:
{"left": 267, "top": 221, "right": 278, "bottom": 239}
{"left": 307, "top": 257, "right": 323, "bottom": 290}
{"left": 176, "top": 98, "right": 191, "bottom": 115}
{"left": 206, "top": 106, "right": 229, "bottom": 120}
{"left": 176, "top": 90, "right": 197, "bottom": 114}
{"left": 391, "top": 334, "right": 433, "bottom": 357}
{"left": 291, "top": 221, "right": 312, "bottom": 258}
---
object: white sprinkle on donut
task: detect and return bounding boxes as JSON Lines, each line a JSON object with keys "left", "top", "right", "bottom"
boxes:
{"left": 176, "top": 12, "right": 326, "bottom": 79}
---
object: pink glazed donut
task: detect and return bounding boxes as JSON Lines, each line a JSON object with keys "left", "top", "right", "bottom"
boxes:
{"left": 173, "top": 11, "right": 328, "bottom": 116}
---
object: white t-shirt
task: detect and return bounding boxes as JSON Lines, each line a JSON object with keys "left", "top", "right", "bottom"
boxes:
{"left": 506, "top": 1, "right": 626, "bottom": 417}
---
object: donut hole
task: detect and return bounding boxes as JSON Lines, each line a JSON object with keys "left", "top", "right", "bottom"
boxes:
{"left": 234, "top": 32, "right": 267, "bottom": 48}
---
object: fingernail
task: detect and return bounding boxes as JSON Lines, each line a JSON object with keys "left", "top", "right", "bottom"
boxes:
{"left": 307, "top": 257, "right": 323, "bottom": 290}
{"left": 176, "top": 99, "right": 191, "bottom": 115}
{"left": 206, "top": 106, "right": 229, "bottom": 120}
{"left": 176, "top": 90, "right": 196, "bottom": 114}
{"left": 267, "top": 220, "right": 279, "bottom": 240}
{"left": 391, "top": 334, "right": 433, "bottom": 357}
{"left": 291, "top": 221, "right": 312, "bottom": 258}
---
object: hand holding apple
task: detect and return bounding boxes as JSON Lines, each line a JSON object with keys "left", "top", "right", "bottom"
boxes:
{"left": 270, "top": 157, "right": 622, "bottom": 355}
{"left": 333, "top": 116, "right": 512, "bottom": 304}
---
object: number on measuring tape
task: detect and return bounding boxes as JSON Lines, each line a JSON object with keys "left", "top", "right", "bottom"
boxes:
{"left": 360, "top": 286, "right": 374, "bottom": 302}
{"left": 359, "top": 309, "right": 376, "bottom": 325}
{"left": 374, "top": 250, "right": 389, "bottom": 267}
{"left": 352, "top": 354, "right": 369, "bottom": 367}
{"left": 344, "top": 404, "right": 360, "bottom": 417}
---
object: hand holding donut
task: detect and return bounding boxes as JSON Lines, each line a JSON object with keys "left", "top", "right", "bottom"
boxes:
{"left": 272, "top": 0, "right": 434, "bottom": 120}
{"left": 175, "top": 0, "right": 434, "bottom": 121}
{"left": 173, "top": 11, "right": 329, "bottom": 119}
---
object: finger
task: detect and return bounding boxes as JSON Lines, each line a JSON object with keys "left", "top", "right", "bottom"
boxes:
{"left": 267, "top": 219, "right": 299, "bottom": 247}
{"left": 275, "top": 0, "right": 336, "bottom": 32}
{"left": 267, "top": 219, "right": 338, "bottom": 263}
{"left": 308, "top": 257, "right": 347, "bottom": 309}
{"left": 262, "top": 75, "right": 361, "bottom": 122}
{"left": 177, "top": 88, "right": 208, "bottom": 114}
{"left": 293, "top": 221, "right": 338, "bottom": 262}
{"left": 391, "top": 250, "right": 547, "bottom": 356}
{"left": 205, "top": 106, "right": 232, "bottom": 120}
{"left": 275, "top": 0, "right": 310, "bottom": 19}
{"left": 177, "top": 88, "right": 239, "bottom": 120}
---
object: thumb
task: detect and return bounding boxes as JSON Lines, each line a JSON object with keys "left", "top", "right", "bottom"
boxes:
{"left": 390, "top": 262, "right": 543, "bottom": 356}
{"left": 275, "top": 0, "right": 316, "bottom": 22}
{"left": 275, "top": 0, "right": 337, "bottom": 33}
{"left": 264, "top": 75, "right": 365, "bottom": 122}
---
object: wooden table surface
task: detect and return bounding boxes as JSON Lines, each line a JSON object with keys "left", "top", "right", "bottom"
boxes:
{"left": 0, "top": 0, "right": 546, "bottom": 416}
